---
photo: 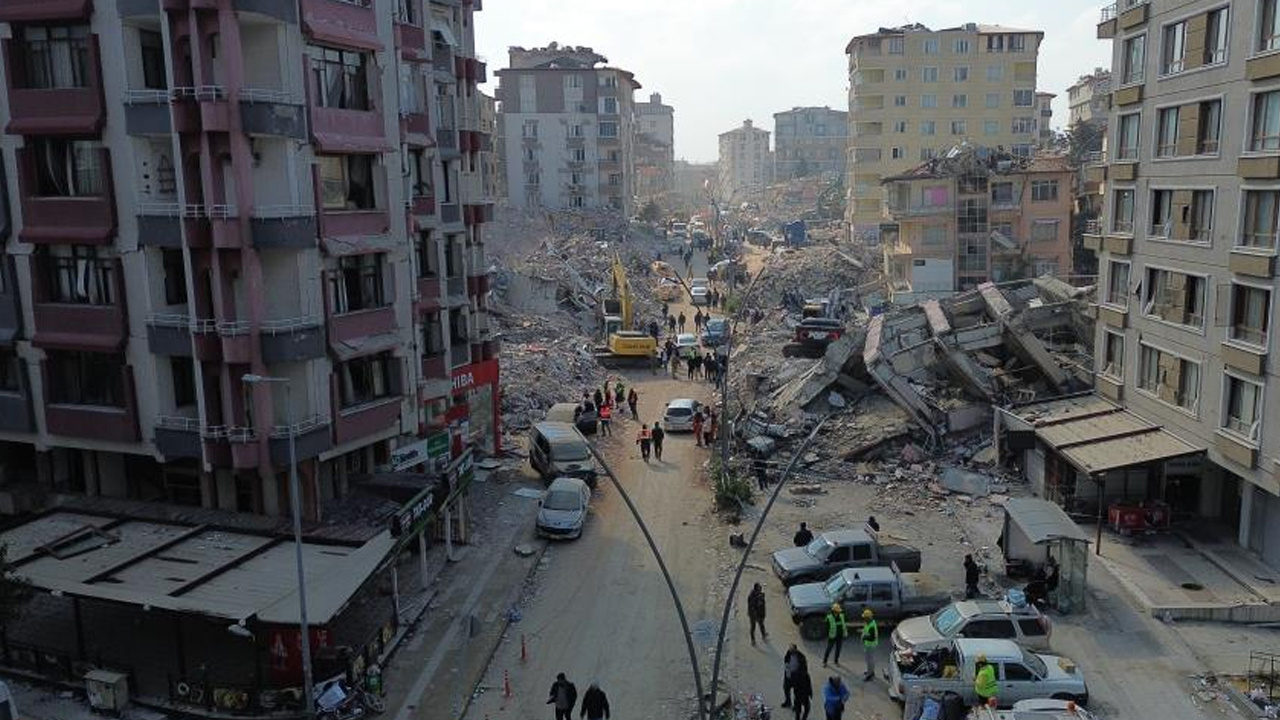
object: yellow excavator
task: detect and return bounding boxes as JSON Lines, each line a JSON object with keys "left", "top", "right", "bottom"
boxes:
{"left": 594, "top": 255, "right": 658, "bottom": 367}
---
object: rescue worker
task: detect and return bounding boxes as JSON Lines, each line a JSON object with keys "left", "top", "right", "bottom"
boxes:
{"left": 975, "top": 654, "right": 998, "bottom": 708}
{"left": 636, "top": 424, "right": 652, "bottom": 462}
{"left": 597, "top": 403, "right": 612, "bottom": 436}
{"left": 822, "top": 603, "right": 848, "bottom": 667}
{"left": 860, "top": 608, "right": 879, "bottom": 682}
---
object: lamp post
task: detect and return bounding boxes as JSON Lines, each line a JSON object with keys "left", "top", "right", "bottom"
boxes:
{"left": 241, "top": 373, "right": 314, "bottom": 718}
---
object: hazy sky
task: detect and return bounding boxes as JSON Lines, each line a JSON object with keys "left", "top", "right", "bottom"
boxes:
{"left": 475, "top": 1, "right": 1112, "bottom": 163}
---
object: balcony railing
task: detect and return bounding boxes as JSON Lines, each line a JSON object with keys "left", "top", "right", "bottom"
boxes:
{"left": 1100, "top": 3, "right": 1118, "bottom": 22}
{"left": 1084, "top": 218, "right": 1102, "bottom": 234}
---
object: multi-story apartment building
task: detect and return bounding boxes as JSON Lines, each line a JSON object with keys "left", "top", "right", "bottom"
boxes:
{"left": 479, "top": 90, "right": 503, "bottom": 203}
{"left": 1035, "top": 91, "right": 1057, "bottom": 145}
{"left": 1067, "top": 68, "right": 1113, "bottom": 126}
{"left": 717, "top": 119, "right": 771, "bottom": 204}
{"left": 844, "top": 23, "right": 1047, "bottom": 241}
{"left": 0, "top": 0, "right": 496, "bottom": 519}
{"left": 882, "top": 146, "right": 1073, "bottom": 302}
{"left": 774, "top": 106, "right": 849, "bottom": 180}
{"left": 635, "top": 92, "right": 675, "bottom": 204}
{"left": 1086, "top": 0, "right": 1280, "bottom": 566}
{"left": 495, "top": 44, "right": 640, "bottom": 215}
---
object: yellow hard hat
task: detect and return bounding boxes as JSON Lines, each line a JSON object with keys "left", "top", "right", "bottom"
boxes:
{"left": 862, "top": 608, "right": 874, "bottom": 619}
{"left": 831, "top": 603, "right": 843, "bottom": 613}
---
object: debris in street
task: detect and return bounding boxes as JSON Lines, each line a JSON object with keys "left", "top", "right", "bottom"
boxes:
{"left": 511, "top": 488, "right": 544, "bottom": 499}
{"left": 514, "top": 543, "right": 537, "bottom": 557}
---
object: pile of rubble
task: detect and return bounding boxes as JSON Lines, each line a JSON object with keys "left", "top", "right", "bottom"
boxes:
{"left": 748, "top": 244, "right": 872, "bottom": 309}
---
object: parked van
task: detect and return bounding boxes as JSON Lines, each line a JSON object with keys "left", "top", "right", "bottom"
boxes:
{"left": 536, "top": 477, "right": 592, "bottom": 539}
{"left": 528, "top": 422, "right": 598, "bottom": 486}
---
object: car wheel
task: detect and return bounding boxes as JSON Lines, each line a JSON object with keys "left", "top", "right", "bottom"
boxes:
{"left": 801, "top": 616, "right": 826, "bottom": 641}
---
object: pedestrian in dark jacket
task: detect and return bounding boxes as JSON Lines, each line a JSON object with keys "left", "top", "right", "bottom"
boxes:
{"left": 580, "top": 683, "right": 610, "bottom": 720}
{"left": 667, "top": 314, "right": 677, "bottom": 335}
{"left": 866, "top": 515, "right": 880, "bottom": 532}
{"left": 678, "top": 312, "right": 687, "bottom": 333}
{"left": 547, "top": 673, "right": 578, "bottom": 720}
{"left": 782, "top": 644, "right": 808, "bottom": 709}
{"left": 651, "top": 422, "right": 666, "bottom": 461}
{"left": 794, "top": 522, "right": 814, "bottom": 547}
{"left": 748, "top": 582, "right": 768, "bottom": 645}
{"left": 964, "top": 554, "right": 980, "bottom": 599}
{"left": 593, "top": 388, "right": 603, "bottom": 412}
{"left": 791, "top": 665, "right": 813, "bottom": 720}
{"left": 627, "top": 388, "right": 638, "bottom": 421}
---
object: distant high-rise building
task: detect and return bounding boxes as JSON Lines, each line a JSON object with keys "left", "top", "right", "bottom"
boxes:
{"left": 495, "top": 44, "right": 640, "bottom": 215}
{"left": 635, "top": 92, "right": 675, "bottom": 203}
{"left": 844, "top": 22, "right": 1047, "bottom": 240}
{"left": 717, "top": 119, "right": 771, "bottom": 204}
{"left": 773, "top": 106, "right": 849, "bottom": 180}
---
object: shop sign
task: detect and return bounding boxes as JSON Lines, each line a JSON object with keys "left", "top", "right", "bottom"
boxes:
{"left": 389, "top": 433, "right": 450, "bottom": 472}
{"left": 390, "top": 486, "right": 435, "bottom": 538}
{"left": 451, "top": 359, "right": 499, "bottom": 394}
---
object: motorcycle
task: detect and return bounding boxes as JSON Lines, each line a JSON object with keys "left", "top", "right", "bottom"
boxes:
{"left": 315, "top": 677, "right": 385, "bottom": 720}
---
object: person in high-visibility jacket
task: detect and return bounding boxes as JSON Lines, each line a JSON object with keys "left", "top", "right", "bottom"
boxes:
{"left": 974, "top": 654, "right": 999, "bottom": 707}
{"left": 860, "top": 608, "right": 879, "bottom": 682}
{"left": 822, "top": 604, "right": 848, "bottom": 667}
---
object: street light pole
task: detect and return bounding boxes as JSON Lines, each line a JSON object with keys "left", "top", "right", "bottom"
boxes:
{"left": 242, "top": 374, "right": 315, "bottom": 718}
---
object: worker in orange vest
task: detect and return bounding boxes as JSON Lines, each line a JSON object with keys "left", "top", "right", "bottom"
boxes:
{"left": 636, "top": 424, "right": 652, "bottom": 462}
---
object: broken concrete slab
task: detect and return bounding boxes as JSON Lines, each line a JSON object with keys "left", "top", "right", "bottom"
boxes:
{"left": 941, "top": 467, "right": 992, "bottom": 497}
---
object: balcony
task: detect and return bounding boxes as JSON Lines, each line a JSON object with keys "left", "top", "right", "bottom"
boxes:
{"left": 260, "top": 317, "right": 326, "bottom": 364}
{"left": 421, "top": 351, "right": 447, "bottom": 381}
{"left": 309, "top": 104, "right": 390, "bottom": 154}
{"left": 0, "top": 0, "right": 92, "bottom": 21}
{"left": 240, "top": 89, "right": 306, "bottom": 139}
{"left": 202, "top": 426, "right": 260, "bottom": 470}
{"left": 333, "top": 395, "right": 400, "bottom": 446}
{"left": 317, "top": 208, "right": 391, "bottom": 243}
{"left": 154, "top": 415, "right": 202, "bottom": 461}
{"left": 410, "top": 194, "right": 436, "bottom": 218}
{"left": 16, "top": 147, "right": 116, "bottom": 244}
{"left": 433, "top": 45, "right": 455, "bottom": 75}
{"left": 440, "top": 203, "right": 461, "bottom": 225}
{"left": 445, "top": 275, "right": 466, "bottom": 302}
{"left": 402, "top": 110, "right": 431, "bottom": 138}
{"left": 208, "top": 204, "right": 243, "bottom": 248}
{"left": 146, "top": 314, "right": 193, "bottom": 357}
{"left": 886, "top": 202, "right": 953, "bottom": 217}
{"left": 252, "top": 206, "right": 318, "bottom": 249}
{"left": 123, "top": 90, "right": 173, "bottom": 136}
{"left": 32, "top": 286, "right": 127, "bottom": 353}
{"left": 231, "top": 0, "right": 298, "bottom": 22}
{"left": 42, "top": 363, "right": 139, "bottom": 443}
{"left": 395, "top": 18, "right": 428, "bottom": 61}
{"left": 268, "top": 415, "right": 332, "bottom": 465}
{"left": 327, "top": 306, "right": 396, "bottom": 347}
{"left": 853, "top": 148, "right": 882, "bottom": 163}
{"left": 301, "top": 0, "right": 381, "bottom": 51}
{"left": 0, "top": 255, "right": 21, "bottom": 345}
{"left": 3, "top": 33, "right": 104, "bottom": 133}
{"left": 136, "top": 203, "right": 188, "bottom": 248}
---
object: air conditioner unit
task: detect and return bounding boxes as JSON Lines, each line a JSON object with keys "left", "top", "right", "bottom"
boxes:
{"left": 85, "top": 670, "right": 130, "bottom": 712}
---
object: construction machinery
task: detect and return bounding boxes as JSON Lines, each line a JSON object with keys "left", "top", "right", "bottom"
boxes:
{"left": 594, "top": 255, "right": 658, "bottom": 367}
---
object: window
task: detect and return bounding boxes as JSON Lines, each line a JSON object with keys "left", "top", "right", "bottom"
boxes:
{"left": 599, "top": 121, "right": 618, "bottom": 138}
{"left": 986, "top": 35, "right": 1006, "bottom": 53}
{"left": 1031, "top": 220, "right": 1059, "bottom": 242}
{"left": 992, "top": 221, "right": 1014, "bottom": 240}
{"left": 1113, "top": 188, "right": 1135, "bottom": 233}
{"left": 309, "top": 46, "right": 369, "bottom": 110}
{"left": 1253, "top": 91, "right": 1280, "bottom": 152}
{"left": 1013, "top": 89, "right": 1034, "bottom": 107}
{"left": 923, "top": 38, "right": 939, "bottom": 55}
{"left": 952, "top": 94, "right": 967, "bottom": 108}
{"left": 422, "top": 311, "right": 444, "bottom": 354}
{"left": 601, "top": 96, "right": 618, "bottom": 114}
{"left": 920, "top": 94, "right": 936, "bottom": 109}
{"left": 407, "top": 148, "right": 431, "bottom": 197}
{"left": 955, "top": 39, "right": 971, "bottom": 53}
{"left": 921, "top": 121, "right": 936, "bottom": 136}
{"left": 1105, "top": 260, "right": 1131, "bottom": 307}
{"left": 600, "top": 73, "right": 617, "bottom": 88}
{"left": 894, "top": 68, "right": 908, "bottom": 81}
{"left": 1156, "top": 107, "right": 1179, "bottom": 157}
{"left": 32, "top": 139, "right": 103, "bottom": 197}
{"left": 1138, "top": 343, "right": 1201, "bottom": 411}
{"left": 320, "top": 155, "right": 376, "bottom": 210}
{"left": 47, "top": 351, "right": 124, "bottom": 407}
{"left": 1012, "top": 117, "right": 1036, "bottom": 134}
{"left": 569, "top": 172, "right": 583, "bottom": 186}
{"left": 608, "top": 173, "right": 622, "bottom": 186}
{"left": 565, "top": 74, "right": 583, "bottom": 90}
{"left": 923, "top": 226, "right": 947, "bottom": 246}
{"left": 139, "top": 30, "right": 167, "bottom": 90}
{"left": 948, "top": 120, "right": 965, "bottom": 136}
{"left": 1162, "top": 21, "right": 1187, "bottom": 74}
{"left": 161, "top": 248, "right": 186, "bottom": 305}
{"left": 171, "top": 356, "right": 196, "bottom": 408}
{"left": 1230, "top": 283, "right": 1272, "bottom": 347}
{"left": 953, "top": 67, "right": 969, "bottom": 82}
{"left": 1262, "top": 0, "right": 1280, "bottom": 52}
{"left": 338, "top": 352, "right": 395, "bottom": 408}
{"left": 920, "top": 148, "right": 937, "bottom": 160}
{"left": 870, "top": 583, "right": 894, "bottom": 602}
{"left": 1149, "top": 190, "right": 1172, "bottom": 234}
{"left": 415, "top": 231, "right": 440, "bottom": 278}
{"left": 923, "top": 67, "right": 939, "bottom": 82}
{"left": 958, "top": 237, "right": 988, "bottom": 273}
{"left": 570, "top": 147, "right": 586, "bottom": 163}
{"left": 39, "top": 245, "right": 114, "bottom": 305}
{"left": 1144, "top": 268, "right": 1206, "bottom": 328}
{"left": 893, "top": 120, "right": 908, "bottom": 133}
{"left": 1010, "top": 34, "right": 1026, "bottom": 52}
{"left": 1242, "top": 190, "right": 1280, "bottom": 248}
{"left": 1188, "top": 190, "right": 1214, "bottom": 240}
{"left": 983, "top": 120, "right": 999, "bottom": 136}
{"left": 16, "top": 25, "right": 90, "bottom": 89}
{"left": 986, "top": 65, "right": 1003, "bottom": 82}
{"left": 1198, "top": 99, "right": 1222, "bottom": 154}
{"left": 891, "top": 147, "right": 905, "bottom": 160}
{"left": 329, "top": 254, "right": 386, "bottom": 313}
{"left": 0, "top": 347, "right": 22, "bottom": 393}
{"left": 1117, "top": 113, "right": 1140, "bottom": 160}
{"left": 1122, "top": 35, "right": 1146, "bottom": 84}
{"left": 894, "top": 95, "right": 908, "bottom": 107}
{"left": 985, "top": 93, "right": 1000, "bottom": 109}
{"left": 1204, "top": 8, "right": 1228, "bottom": 65}
{"left": 887, "top": 37, "right": 905, "bottom": 54}
{"left": 1223, "top": 375, "right": 1264, "bottom": 441}
{"left": 521, "top": 120, "right": 538, "bottom": 138}
{"left": 525, "top": 171, "right": 540, "bottom": 186}
{"left": 1030, "top": 180, "right": 1058, "bottom": 202}
{"left": 1003, "top": 664, "right": 1036, "bottom": 682}
{"left": 394, "top": 0, "right": 417, "bottom": 23}
{"left": 1102, "top": 331, "right": 1126, "bottom": 379}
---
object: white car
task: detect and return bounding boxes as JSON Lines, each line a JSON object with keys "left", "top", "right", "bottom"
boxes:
{"left": 690, "top": 286, "right": 710, "bottom": 306}
{"left": 690, "top": 277, "right": 709, "bottom": 289}
{"left": 662, "top": 398, "right": 702, "bottom": 431}
{"left": 536, "top": 477, "right": 592, "bottom": 540}
{"left": 675, "top": 333, "right": 700, "bottom": 359}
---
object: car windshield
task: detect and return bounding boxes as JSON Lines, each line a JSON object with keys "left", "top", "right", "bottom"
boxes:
{"left": 666, "top": 406, "right": 692, "bottom": 417}
{"left": 1021, "top": 649, "right": 1047, "bottom": 677}
{"left": 805, "top": 536, "right": 833, "bottom": 559}
{"left": 931, "top": 605, "right": 965, "bottom": 636}
{"left": 552, "top": 442, "right": 591, "bottom": 462}
{"left": 543, "top": 490, "right": 581, "bottom": 512}
{"left": 824, "top": 574, "right": 849, "bottom": 598}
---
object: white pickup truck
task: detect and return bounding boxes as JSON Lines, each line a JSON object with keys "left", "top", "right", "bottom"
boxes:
{"left": 889, "top": 638, "right": 1088, "bottom": 708}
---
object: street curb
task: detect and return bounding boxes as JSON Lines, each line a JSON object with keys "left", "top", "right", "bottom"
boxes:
{"left": 457, "top": 539, "right": 551, "bottom": 719}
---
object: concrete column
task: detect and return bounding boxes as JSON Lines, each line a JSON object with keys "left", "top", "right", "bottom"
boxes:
{"left": 1239, "top": 481, "right": 1254, "bottom": 549}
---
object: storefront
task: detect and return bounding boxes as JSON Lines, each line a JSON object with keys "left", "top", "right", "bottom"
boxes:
{"left": 450, "top": 358, "right": 500, "bottom": 456}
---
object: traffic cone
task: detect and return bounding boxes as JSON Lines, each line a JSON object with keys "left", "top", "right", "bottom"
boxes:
{"left": 520, "top": 634, "right": 528, "bottom": 663}
{"left": 503, "top": 669, "right": 512, "bottom": 699}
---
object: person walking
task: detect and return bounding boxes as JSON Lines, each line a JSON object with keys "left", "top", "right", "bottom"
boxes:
{"left": 651, "top": 422, "right": 665, "bottom": 461}
{"left": 753, "top": 456, "right": 768, "bottom": 491}
{"left": 593, "top": 388, "right": 603, "bottom": 412}
{"left": 661, "top": 301, "right": 669, "bottom": 322}
{"left": 667, "top": 314, "right": 677, "bottom": 335}
{"left": 791, "top": 665, "right": 813, "bottom": 720}
{"left": 694, "top": 309, "right": 704, "bottom": 332}
{"left": 975, "top": 654, "right": 998, "bottom": 708}
{"left": 782, "top": 644, "right": 807, "bottom": 709}
{"left": 692, "top": 411, "right": 705, "bottom": 447}
{"left": 614, "top": 380, "right": 626, "bottom": 416}
{"left": 821, "top": 676, "right": 849, "bottom": 720}
{"left": 678, "top": 312, "right": 687, "bottom": 333}
{"left": 1044, "top": 556, "right": 1060, "bottom": 608}
{"left": 636, "top": 424, "right": 652, "bottom": 462}
{"left": 706, "top": 410, "right": 718, "bottom": 447}
{"left": 794, "top": 522, "right": 814, "bottom": 547}
{"left": 626, "top": 388, "right": 638, "bottom": 421}
{"left": 601, "top": 383, "right": 612, "bottom": 409}
{"left": 598, "top": 403, "right": 612, "bottom": 436}
{"left": 964, "top": 554, "right": 980, "bottom": 599}
{"left": 547, "top": 673, "right": 578, "bottom": 720}
{"left": 822, "top": 604, "right": 848, "bottom": 667}
{"left": 580, "top": 683, "right": 610, "bottom": 720}
{"left": 687, "top": 353, "right": 700, "bottom": 380}
{"left": 747, "top": 582, "right": 768, "bottom": 645}
{"left": 860, "top": 608, "right": 879, "bottom": 682}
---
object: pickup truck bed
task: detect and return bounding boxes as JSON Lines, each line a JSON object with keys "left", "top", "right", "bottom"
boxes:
{"left": 881, "top": 543, "right": 922, "bottom": 573}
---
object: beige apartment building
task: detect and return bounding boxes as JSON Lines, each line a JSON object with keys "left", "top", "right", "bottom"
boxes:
{"left": 635, "top": 92, "right": 675, "bottom": 204}
{"left": 844, "top": 23, "right": 1047, "bottom": 241}
{"left": 1086, "top": 0, "right": 1280, "bottom": 566}
{"left": 1067, "top": 68, "right": 1113, "bottom": 126}
{"left": 717, "top": 119, "right": 772, "bottom": 204}
{"left": 774, "top": 106, "right": 849, "bottom": 180}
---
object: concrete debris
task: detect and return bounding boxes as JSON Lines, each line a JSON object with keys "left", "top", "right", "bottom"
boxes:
{"left": 514, "top": 544, "right": 537, "bottom": 557}
{"left": 941, "top": 467, "right": 992, "bottom": 497}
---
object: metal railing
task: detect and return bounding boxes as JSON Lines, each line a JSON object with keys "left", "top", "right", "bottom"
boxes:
{"left": 124, "top": 88, "right": 171, "bottom": 104}
{"left": 252, "top": 204, "right": 312, "bottom": 219}
{"left": 1231, "top": 325, "right": 1269, "bottom": 348}
{"left": 261, "top": 316, "right": 323, "bottom": 334}
{"left": 1083, "top": 150, "right": 1105, "bottom": 165}
{"left": 239, "top": 87, "right": 299, "bottom": 104}
{"left": 207, "top": 204, "right": 238, "bottom": 219}
{"left": 270, "top": 414, "right": 329, "bottom": 438}
{"left": 148, "top": 313, "right": 192, "bottom": 328}
{"left": 156, "top": 415, "right": 201, "bottom": 431}
{"left": 1100, "top": 3, "right": 1118, "bottom": 21}
{"left": 137, "top": 201, "right": 184, "bottom": 216}
{"left": 1084, "top": 218, "right": 1102, "bottom": 234}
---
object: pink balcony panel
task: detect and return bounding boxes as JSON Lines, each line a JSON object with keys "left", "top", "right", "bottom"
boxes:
{"left": 318, "top": 209, "right": 390, "bottom": 240}
{"left": 0, "top": 0, "right": 92, "bottom": 22}
{"left": 302, "top": 0, "right": 382, "bottom": 51}
{"left": 421, "top": 353, "right": 447, "bottom": 380}
{"left": 172, "top": 100, "right": 201, "bottom": 134}
{"left": 411, "top": 195, "right": 435, "bottom": 216}
{"left": 417, "top": 276, "right": 442, "bottom": 309}
{"left": 16, "top": 148, "right": 116, "bottom": 244}
{"left": 328, "top": 306, "right": 396, "bottom": 345}
{"left": 454, "top": 55, "right": 467, "bottom": 80}
{"left": 230, "top": 439, "right": 261, "bottom": 469}
{"left": 311, "top": 106, "right": 392, "bottom": 153}
{"left": 395, "top": 22, "right": 427, "bottom": 60}
{"left": 3, "top": 37, "right": 105, "bottom": 135}
{"left": 42, "top": 364, "right": 139, "bottom": 443}
{"left": 221, "top": 333, "right": 253, "bottom": 364}
{"left": 32, "top": 303, "right": 127, "bottom": 352}
{"left": 333, "top": 397, "right": 400, "bottom": 446}
{"left": 211, "top": 217, "right": 244, "bottom": 248}
{"left": 203, "top": 438, "right": 232, "bottom": 468}
{"left": 184, "top": 217, "right": 212, "bottom": 249}
{"left": 402, "top": 112, "right": 431, "bottom": 137}
{"left": 199, "top": 98, "right": 232, "bottom": 133}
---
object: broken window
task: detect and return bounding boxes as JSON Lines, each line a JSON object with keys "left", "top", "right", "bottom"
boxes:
{"left": 1105, "top": 260, "right": 1130, "bottom": 308}
{"left": 1137, "top": 343, "right": 1200, "bottom": 412}
{"left": 1102, "top": 331, "right": 1125, "bottom": 379}
{"left": 338, "top": 352, "right": 395, "bottom": 408}
{"left": 990, "top": 182, "right": 1014, "bottom": 206}
{"left": 329, "top": 253, "right": 386, "bottom": 314}
{"left": 319, "top": 154, "right": 377, "bottom": 210}
{"left": 309, "top": 45, "right": 370, "bottom": 110}
{"left": 1143, "top": 268, "right": 1206, "bottom": 328}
